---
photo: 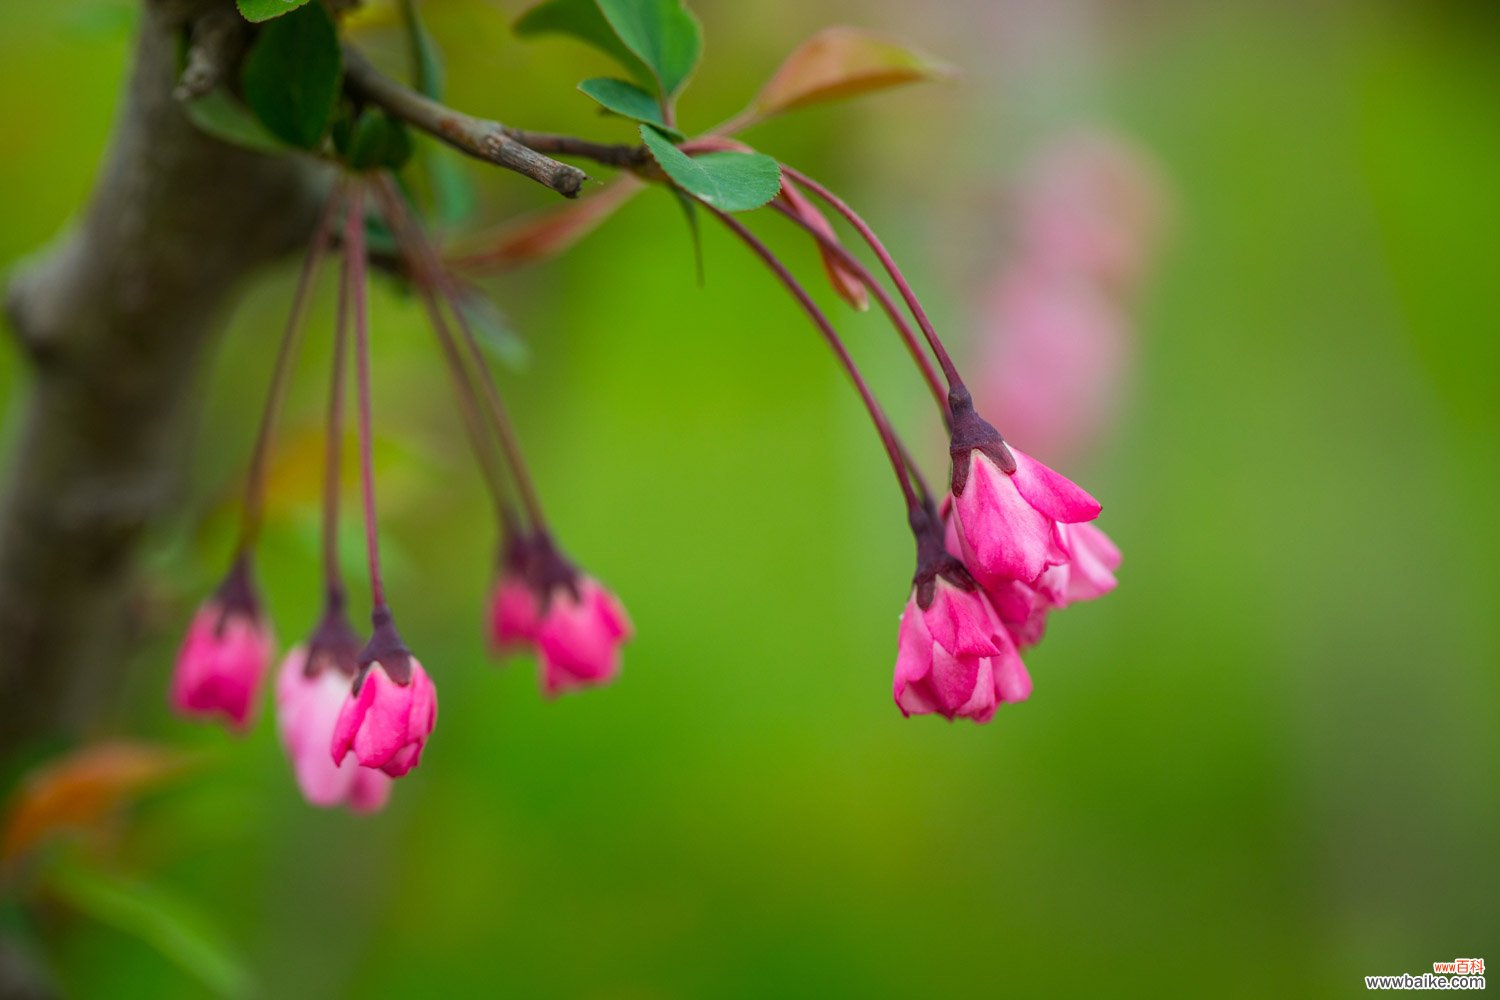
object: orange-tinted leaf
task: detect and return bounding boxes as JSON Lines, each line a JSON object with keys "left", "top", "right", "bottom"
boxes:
{"left": 2, "top": 742, "right": 195, "bottom": 864}
{"left": 779, "top": 179, "right": 869, "bottom": 311}
{"left": 750, "top": 27, "right": 953, "bottom": 120}
{"left": 452, "top": 176, "right": 643, "bottom": 271}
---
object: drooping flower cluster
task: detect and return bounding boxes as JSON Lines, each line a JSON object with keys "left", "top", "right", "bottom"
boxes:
{"left": 169, "top": 177, "right": 629, "bottom": 813}
{"left": 170, "top": 124, "right": 1124, "bottom": 827}
{"left": 488, "top": 529, "right": 633, "bottom": 697}
{"left": 716, "top": 165, "right": 1121, "bottom": 724}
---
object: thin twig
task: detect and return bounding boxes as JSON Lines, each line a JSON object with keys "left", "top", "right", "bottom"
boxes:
{"left": 343, "top": 47, "right": 588, "bottom": 198}
{"left": 501, "top": 130, "right": 652, "bottom": 171}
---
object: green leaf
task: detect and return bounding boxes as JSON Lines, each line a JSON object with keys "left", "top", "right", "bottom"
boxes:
{"left": 346, "top": 108, "right": 414, "bottom": 171}
{"left": 240, "top": 1, "right": 343, "bottom": 150}
{"left": 236, "top": 0, "right": 313, "bottom": 22}
{"left": 184, "top": 87, "right": 289, "bottom": 155}
{"left": 578, "top": 77, "right": 681, "bottom": 137}
{"left": 513, "top": 0, "right": 653, "bottom": 90}
{"left": 48, "top": 860, "right": 251, "bottom": 999}
{"left": 595, "top": 0, "right": 701, "bottom": 99}
{"left": 639, "top": 126, "right": 781, "bottom": 212}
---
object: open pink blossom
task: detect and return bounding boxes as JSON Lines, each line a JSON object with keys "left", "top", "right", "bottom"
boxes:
{"left": 170, "top": 562, "right": 274, "bottom": 732}
{"left": 535, "top": 577, "right": 633, "bottom": 697}
{"left": 277, "top": 646, "right": 391, "bottom": 812}
{"left": 331, "top": 655, "right": 437, "bottom": 778}
{"left": 893, "top": 577, "right": 1031, "bottom": 723}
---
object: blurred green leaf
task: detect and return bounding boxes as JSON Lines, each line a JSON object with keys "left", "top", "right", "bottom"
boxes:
{"left": 240, "top": 1, "right": 343, "bottom": 150}
{"left": 578, "top": 77, "right": 681, "bottom": 137}
{"left": 396, "top": 0, "right": 475, "bottom": 227}
{"left": 184, "top": 87, "right": 289, "bottom": 155}
{"left": 235, "top": 0, "right": 313, "bottom": 23}
{"left": 640, "top": 126, "right": 781, "bottom": 212}
{"left": 513, "top": 0, "right": 654, "bottom": 90}
{"left": 48, "top": 860, "right": 251, "bottom": 999}
{"left": 596, "top": 0, "right": 701, "bottom": 99}
{"left": 346, "top": 108, "right": 414, "bottom": 171}
{"left": 670, "top": 188, "right": 704, "bottom": 285}
{"left": 397, "top": 0, "right": 444, "bottom": 98}
{"left": 452, "top": 283, "right": 530, "bottom": 369}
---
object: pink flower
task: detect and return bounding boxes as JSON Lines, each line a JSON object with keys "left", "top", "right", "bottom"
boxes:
{"left": 1011, "top": 129, "right": 1168, "bottom": 300}
{"left": 1056, "top": 522, "right": 1121, "bottom": 605}
{"left": 893, "top": 577, "right": 1031, "bottom": 723}
{"left": 170, "top": 561, "right": 274, "bottom": 732}
{"left": 535, "top": 577, "right": 633, "bottom": 697}
{"left": 331, "top": 624, "right": 437, "bottom": 778}
{"left": 948, "top": 389, "right": 1101, "bottom": 586}
{"left": 940, "top": 495, "right": 1119, "bottom": 650}
{"left": 973, "top": 262, "right": 1129, "bottom": 466}
{"left": 489, "top": 578, "right": 540, "bottom": 651}
{"left": 492, "top": 529, "right": 633, "bottom": 696}
{"left": 276, "top": 646, "right": 391, "bottom": 813}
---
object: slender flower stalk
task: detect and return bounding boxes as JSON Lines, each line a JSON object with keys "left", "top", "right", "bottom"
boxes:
{"left": 766, "top": 199, "right": 947, "bottom": 413}
{"left": 709, "top": 207, "right": 922, "bottom": 516}
{"left": 367, "top": 179, "right": 511, "bottom": 513}
{"left": 343, "top": 182, "right": 390, "bottom": 614}
{"left": 779, "top": 165, "right": 963, "bottom": 389}
{"left": 323, "top": 187, "right": 352, "bottom": 601}
{"left": 237, "top": 191, "right": 340, "bottom": 554}
{"left": 375, "top": 175, "right": 550, "bottom": 533}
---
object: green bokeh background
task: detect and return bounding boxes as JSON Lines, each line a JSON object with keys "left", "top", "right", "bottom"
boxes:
{"left": 2, "top": 1, "right": 1497, "bottom": 996}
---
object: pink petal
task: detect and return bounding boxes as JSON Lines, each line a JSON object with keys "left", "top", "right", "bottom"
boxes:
{"left": 1061, "top": 522, "right": 1121, "bottom": 604}
{"left": 1009, "top": 448, "right": 1102, "bottom": 524}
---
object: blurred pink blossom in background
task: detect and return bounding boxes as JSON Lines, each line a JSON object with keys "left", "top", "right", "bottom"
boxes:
{"left": 973, "top": 128, "right": 1169, "bottom": 464}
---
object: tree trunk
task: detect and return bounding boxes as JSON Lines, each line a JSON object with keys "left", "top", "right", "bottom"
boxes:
{"left": 0, "top": 0, "right": 321, "bottom": 755}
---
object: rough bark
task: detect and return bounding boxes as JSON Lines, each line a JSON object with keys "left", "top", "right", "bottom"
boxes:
{"left": 0, "top": 0, "right": 323, "bottom": 753}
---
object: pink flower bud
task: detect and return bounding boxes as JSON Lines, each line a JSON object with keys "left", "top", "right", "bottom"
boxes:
{"left": 950, "top": 444, "right": 1101, "bottom": 586}
{"left": 940, "top": 487, "right": 1117, "bottom": 650}
{"left": 331, "top": 656, "right": 437, "bottom": 778}
{"left": 276, "top": 647, "right": 391, "bottom": 813}
{"left": 488, "top": 577, "right": 540, "bottom": 652}
{"left": 170, "top": 562, "right": 274, "bottom": 732}
{"left": 893, "top": 578, "right": 1031, "bottom": 723}
{"left": 535, "top": 577, "right": 633, "bottom": 697}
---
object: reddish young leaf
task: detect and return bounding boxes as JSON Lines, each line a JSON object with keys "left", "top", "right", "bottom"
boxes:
{"left": 451, "top": 176, "right": 644, "bottom": 271}
{"left": 748, "top": 27, "right": 953, "bottom": 122}
{"left": 778, "top": 179, "right": 869, "bottom": 311}
{"left": 1, "top": 742, "right": 195, "bottom": 865}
